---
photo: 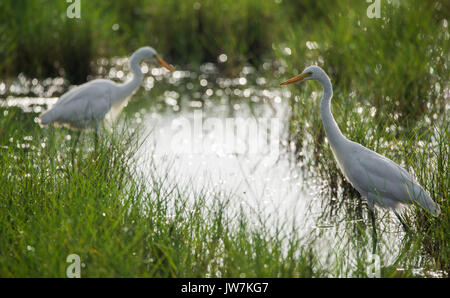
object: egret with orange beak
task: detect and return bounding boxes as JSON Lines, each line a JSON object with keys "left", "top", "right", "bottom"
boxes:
{"left": 281, "top": 65, "right": 440, "bottom": 234}
{"left": 40, "top": 46, "right": 174, "bottom": 130}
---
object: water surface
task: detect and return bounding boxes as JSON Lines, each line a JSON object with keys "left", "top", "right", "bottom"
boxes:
{"left": 3, "top": 60, "right": 434, "bottom": 276}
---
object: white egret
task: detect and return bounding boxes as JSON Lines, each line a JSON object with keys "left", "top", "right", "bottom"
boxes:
{"left": 40, "top": 46, "right": 174, "bottom": 131}
{"left": 281, "top": 66, "right": 440, "bottom": 228}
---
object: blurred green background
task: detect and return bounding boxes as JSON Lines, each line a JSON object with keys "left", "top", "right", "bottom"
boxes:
{"left": 2, "top": 0, "right": 446, "bottom": 84}
{"left": 1, "top": 0, "right": 285, "bottom": 83}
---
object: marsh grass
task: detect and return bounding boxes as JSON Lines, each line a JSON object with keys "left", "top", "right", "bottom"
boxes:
{"left": 0, "top": 1, "right": 107, "bottom": 83}
{"left": 1, "top": 105, "right": 444, "bottom": 277}
{"left": 0, "top": 107, "right": 328, "bottom": 277}
{"left": 0, "top": 0, "right": 285, "bottom": 82}
{"left": 276, "top": 0, "right": 449, "bottom": 273}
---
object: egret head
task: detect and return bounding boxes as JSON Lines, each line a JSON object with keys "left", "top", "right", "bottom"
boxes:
{"left": 280, "top": 65, "right": 327, "bottom": 86}
{"left": 133, "top": 46, "right": 174, "bottom": 72}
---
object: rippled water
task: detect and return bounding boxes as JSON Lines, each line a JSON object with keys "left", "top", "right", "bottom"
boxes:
{"left": 2, "top": 59, "right": 444, "bottom": 277}
{"left": 0, "top": 60, "right": 316, "bottom": 230}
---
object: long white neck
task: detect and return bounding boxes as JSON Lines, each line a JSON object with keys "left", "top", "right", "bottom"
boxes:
{"left": 318, "top": 75, "right": 347, "bottom": 149}
{"left": 114, "top": 51, "right": 144, "bottom": 103}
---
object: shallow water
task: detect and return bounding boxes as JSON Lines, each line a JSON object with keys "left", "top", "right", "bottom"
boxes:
{"left": 120, "top": 62, "right": 318, "bottom": 238}
{"left": 3, "top": 60, "right": 442, "bottom": 277}
{"left": 1, "top": 61, "right": 317, "bottom": 229}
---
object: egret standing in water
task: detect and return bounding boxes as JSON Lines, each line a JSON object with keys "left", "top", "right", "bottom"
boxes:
{"left": 40, "top": 46, "right": 174, "bottom": 142}
{"left": 281, "top": 66, "right": 440, "bottom": 233}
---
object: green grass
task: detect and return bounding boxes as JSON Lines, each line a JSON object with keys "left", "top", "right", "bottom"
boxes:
{"left": 0, "top": 0, "right": 285, "bottom": 82}
{"left": 0, "top": 106, "right": 446, "bottom": 277}
{"left": 0, "top": 108, "right": 324, "bottom": 277}
{"left": 276, "top": 0, "right": 449, "bottom": 273}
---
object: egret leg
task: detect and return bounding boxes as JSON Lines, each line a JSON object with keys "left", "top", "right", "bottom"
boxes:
{"left": 393, "top": 211, "right": 410, "bottom": 233}
{"left": 368, "top": 208, "right": 378, "bottom": 253}
{"left": 74, "top": 130, "right": 81, "bottom": 147}
{"left": 71, "top": 130, "right": 81, "bottom": 167}
{"left": 94, "top": 123, "right": 99, "bottom": 151}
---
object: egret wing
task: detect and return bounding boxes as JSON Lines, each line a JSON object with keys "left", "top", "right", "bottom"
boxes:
{"left": 54, "top": 80, "right": 113, "bottom": 106}
{"left": 347, "top": 146, "right": 438, "bottom": 214}
{"left": 350, "top": 148, "right": 414, "bottom": 207}
{"left": 47, "top": 81, "right": 113, "bottom": 126}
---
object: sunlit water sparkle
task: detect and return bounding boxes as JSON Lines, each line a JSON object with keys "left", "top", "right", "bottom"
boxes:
{"left": 1, "top": 59, "right": 445, "bottom": 277}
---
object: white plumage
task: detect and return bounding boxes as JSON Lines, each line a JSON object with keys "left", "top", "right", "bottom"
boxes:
{"left": 40, "top": 47, "right": 173, "bottom": 129}
{"left": 281, "top": 65, "right": 440, "bottom": 216}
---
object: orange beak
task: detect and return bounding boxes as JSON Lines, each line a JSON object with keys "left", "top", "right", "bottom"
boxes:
{"left": 156, "top": 56, "right": 174, "bottom": 72}
{"left": 280, "top": 72, "right": 311, "bottom": 86}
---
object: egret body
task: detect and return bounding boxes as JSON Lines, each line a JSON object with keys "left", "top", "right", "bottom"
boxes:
{"left": 40, "top": 46, "right": 173, "bottom": 128}
{"left": 281, "top": 66, "right": 440, "bottom": 217}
